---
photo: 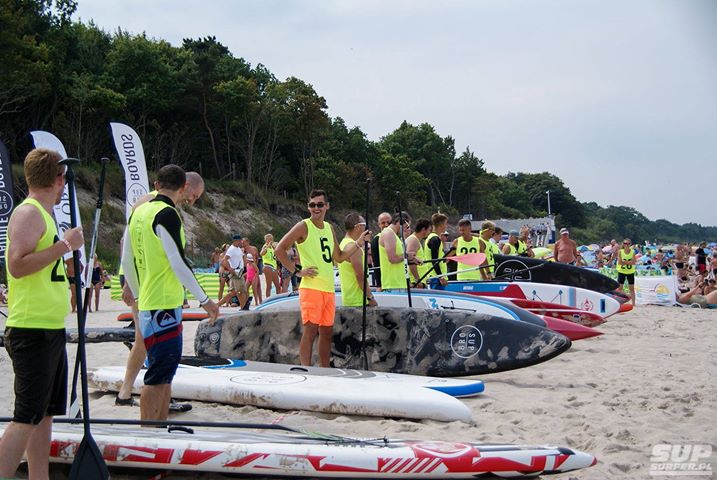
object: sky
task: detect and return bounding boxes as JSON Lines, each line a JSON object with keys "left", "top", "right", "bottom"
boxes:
{"left": 72, "top": 0, "right": 717, "bottom": 226}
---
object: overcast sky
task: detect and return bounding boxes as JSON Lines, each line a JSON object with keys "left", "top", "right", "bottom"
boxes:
{"left": 73, "top": 0, "right": 716, "bottom": 226}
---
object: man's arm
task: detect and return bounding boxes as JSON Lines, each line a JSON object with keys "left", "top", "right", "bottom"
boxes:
{"left": 6, "top": 204, "right": 83, "bottom": 279}
{"left": 121, "top": 228, "right": 140, "bottom": 302}
{"left": 405, "top": 236, "right": 421, "bottom": 281}
{"left": 276, "top": 222, "right": 309, "bottom": 274}
{"left": 380, "top": 230, "right": 404, "bottom": 264}
{"left": 333, "top": 227, "right": 366, "bottom": 263}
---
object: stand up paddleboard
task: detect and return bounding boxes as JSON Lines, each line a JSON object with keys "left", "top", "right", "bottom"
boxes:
{"left": 180, "top": 357, "right": 485, "bottom": 398}
{"left": 493, "top": 254, "right": 619, "bottom": 293}
{"left": 89, "top": 365, "right": 472, "bottom": 422}
{"left": 31, "top": 423, "right": 598, "bottom": 477}
{"left": 195, "top": 307, "right": 571, "bottom": 376}
{"left": 0, "top": 327, "right": 134, "bottom": 347}
{"left": 432, "top": 281, "right": 621, "bottom": 318}
{"left": 260, "top": 289, "right": 601, "bottom": 341}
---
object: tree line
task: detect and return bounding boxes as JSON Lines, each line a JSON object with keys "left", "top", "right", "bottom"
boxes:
{"left": 1, "top": 0, "right": 714, "bottom": 244}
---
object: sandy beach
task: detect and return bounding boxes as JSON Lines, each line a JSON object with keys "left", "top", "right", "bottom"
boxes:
{"left": 1, "top": 288, "right": 715, "bottom": 479}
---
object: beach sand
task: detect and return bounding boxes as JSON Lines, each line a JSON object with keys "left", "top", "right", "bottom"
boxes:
{"left": 1, "top": 289, "right": 715, "bottom": 479}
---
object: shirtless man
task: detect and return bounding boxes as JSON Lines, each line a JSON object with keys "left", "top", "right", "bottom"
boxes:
{"left": 555, "top": 228, "right": 578, "bottom": 265}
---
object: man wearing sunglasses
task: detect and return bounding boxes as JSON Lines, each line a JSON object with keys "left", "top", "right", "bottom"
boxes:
{"left": 276, "top": 189, "right": 367, "bottom": 367}
{"left": 0, "top": 148, "right": 84, "bottom": 478}
{"left": 616, "top": 238, "right": 637, "bottom": 306}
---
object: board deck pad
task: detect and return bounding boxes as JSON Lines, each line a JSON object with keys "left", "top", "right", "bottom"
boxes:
{"left": 34, "top": 424, "right": 597, "bottom": 477}
{"left": 195, "top": 307, "right": 571, "bottom": 376}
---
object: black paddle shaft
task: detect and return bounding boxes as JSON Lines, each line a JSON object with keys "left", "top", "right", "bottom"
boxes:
{"left": 360, "top": 177, "right": 371, "bottom": 370}
{"left": 60, "top": 158, "right": 109, "bottom": 479}
{"left": 72, "top": 157, "right": 109, "bottom": 418}
{"left": 395, "top": 192, "right": 412, "bottom": 307}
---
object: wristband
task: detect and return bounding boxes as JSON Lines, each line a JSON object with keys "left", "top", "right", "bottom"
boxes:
{"left": 61, "top": 238, "right": 73, "bottom": 253}
{"left": 199, "top": 296, "right": 210, "bottom": 306}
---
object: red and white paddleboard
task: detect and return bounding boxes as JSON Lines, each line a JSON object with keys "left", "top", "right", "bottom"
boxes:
{"left": 436, "top": 281, "right": 620, "bottom": 318}
{"left": 508, "top": 299, "right": 606, "bottom": 327}
{"left": 37, "top": 424, "right": 597, "bottom": 478}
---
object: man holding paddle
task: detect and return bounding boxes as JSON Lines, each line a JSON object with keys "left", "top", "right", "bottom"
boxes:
{"left": 0, "top": 148, "right": 84, "bottom": 478}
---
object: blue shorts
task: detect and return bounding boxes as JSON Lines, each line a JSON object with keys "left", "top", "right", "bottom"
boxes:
{"left": 139, "top": 307, "right": 183, "bottom": 385}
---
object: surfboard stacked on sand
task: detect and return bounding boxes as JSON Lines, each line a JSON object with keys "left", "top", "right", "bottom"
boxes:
{"left": 88, "top": 363, "right": 479, "bottom": 423}
{"left": 37, "top": 423, "right": 597, "bottom": 478}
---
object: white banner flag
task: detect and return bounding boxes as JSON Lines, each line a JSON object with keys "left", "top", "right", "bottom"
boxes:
{"left": 109, "top": 122, "right": 150, "bottom": 220}
{"left": 29, "top": 131, "right": 87, "bottom": 270}
{"left": 635, "top": 275, "right": 679, "bottom": 306}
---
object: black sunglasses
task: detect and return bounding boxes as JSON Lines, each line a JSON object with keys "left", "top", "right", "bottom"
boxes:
{"left": 308, "top": 202, "right": 325, "bottom": 208}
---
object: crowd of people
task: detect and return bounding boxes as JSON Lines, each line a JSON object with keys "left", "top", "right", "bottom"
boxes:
{"left": 209, "top": 233, "right": 300, "bottom": 308}
{"left": 0, "top": 146, "right": 713, "bottom": 476}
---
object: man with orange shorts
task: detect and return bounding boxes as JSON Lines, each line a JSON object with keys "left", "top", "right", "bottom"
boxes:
{"left": 276, "top": 189, "right": 368, "bottom": 367}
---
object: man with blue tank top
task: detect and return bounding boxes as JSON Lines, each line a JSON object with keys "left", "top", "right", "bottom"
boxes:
{"left": 0, "top": 148, "right": 85, "bottom": 478}
{"left": 275, "top": 189, "right": 368, "bottom": 367}
{"left": 121, "top": 165, "right": 218, "bottom": 422}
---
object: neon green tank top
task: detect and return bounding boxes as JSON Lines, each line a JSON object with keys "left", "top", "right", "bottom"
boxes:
{"left": 479, "top": 236, "right": 495, "bottom": 276}
{"left": 490, "top": 241, "right": 501, "bottom": 256}
{"left": 6, "top": 198, "right": 70, "bottom": 329}
{"left": 505, "top": 242, "right": 518, "bottom": 255}
{"left": 408, "top": 234, "right": 431, "bottom": 284}
{"left": 456, "top": 236, "right": 482, "bottom": 280}
{"left": 129, "top": 200, "right": 186, "bottom": 310}
{"left": 617, "top": 249, "right": 636, "bottom": 275}
{"left": 379, "top": 227, "right": 405, "bottom": 289}
{"left": 338, "top": 237, "right": 364, "bottom": 306}
{"left": 517, "top": 240, "right": 528, "bottom": 255}
{"left": 296, "top": 219, "right": 335, "bottom": 292}
{"left": 262, "top": 245, "right": 277, "bottom": 268}
{"left": 424, "top": 232, "right": 441, "bottom": 280}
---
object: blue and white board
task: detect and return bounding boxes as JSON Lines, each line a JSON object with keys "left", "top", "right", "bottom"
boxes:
{"left": 181, "top": 357, "right": 485, "bottom": 398}
{"left": 89, "top": 365, "right": 472, "bottom": 422}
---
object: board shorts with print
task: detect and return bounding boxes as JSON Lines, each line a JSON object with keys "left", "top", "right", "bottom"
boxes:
{"left": 139, "top": 307, "right": 183, "bottom": 385}
{"left": 229, "top": 273, "right": 248, "bottom": 296}
{"left": 4, "top": 327, "right": 68, "bottom": 424}
{"left": 299, "top": 288, "right": 335, "bottom": 327}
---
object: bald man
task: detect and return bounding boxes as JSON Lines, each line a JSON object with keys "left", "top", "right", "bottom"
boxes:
{"left": 116, "top": 171, "right": 204, "bottom": 411}
{"left": 370, "top": 212, "right": 392, "bottom": 288}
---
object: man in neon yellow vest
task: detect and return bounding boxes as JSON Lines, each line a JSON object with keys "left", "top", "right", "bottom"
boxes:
{"left": 338, "top": 213, "right": 377, "bottom": 308}
{"left": 616, "top": 238, "right": 637, "bottom": 306}
{"left": 121, "top": 165, "right": 218, "bottom": 422}
{"left": 451, "top": 219, "right": 483, "bottom": 281}
{"left": 379, "top": 211, "right": 413, "bottom": 290}
{"left": 116, "top": 172, "right": 205, "bottom": 411}
{"left": 425, "top": 213, "right": 449, "bottom": 286}
{"left": 275, "top": 189, "right": 367, "bottom": 367}
{"left": 477, "top": 221, "right": 496, "bottom": 280}
{"left": 0, "top": 148, "right": 84, "bottom": 478}
{"left": 405, "top": 218, "right": 432, "bottom": 287}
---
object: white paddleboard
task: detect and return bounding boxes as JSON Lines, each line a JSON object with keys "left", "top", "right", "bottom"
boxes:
{"left": 185, "top": 358, "right": 485, "bottom": 398}
{"left": 89, "top": 365, "right": 472, "bottom": 423}
{"left": 32, "top": 423, "right": 597, "bottom": 477}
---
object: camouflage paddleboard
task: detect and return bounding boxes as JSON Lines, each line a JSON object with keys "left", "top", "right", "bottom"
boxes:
{"left": 194, "top": 307, "right": 571, "bottom": 376}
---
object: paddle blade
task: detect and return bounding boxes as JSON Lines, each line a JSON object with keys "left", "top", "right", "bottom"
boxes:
{"left": 445, "top": 252, "right": 487, "bottom": 266}
{"left": 68, "top": 435, "right": 109, "bottom": 480}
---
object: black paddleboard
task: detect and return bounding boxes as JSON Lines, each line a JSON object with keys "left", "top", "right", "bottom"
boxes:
{"left": 493, "top": 254, "right": 619, "bottom": 293}
{"left": 0, "top": 327, "right": 134, "bottom": 347}
{"left": 194, "top": 307, "right": 571, "bottom": 377}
